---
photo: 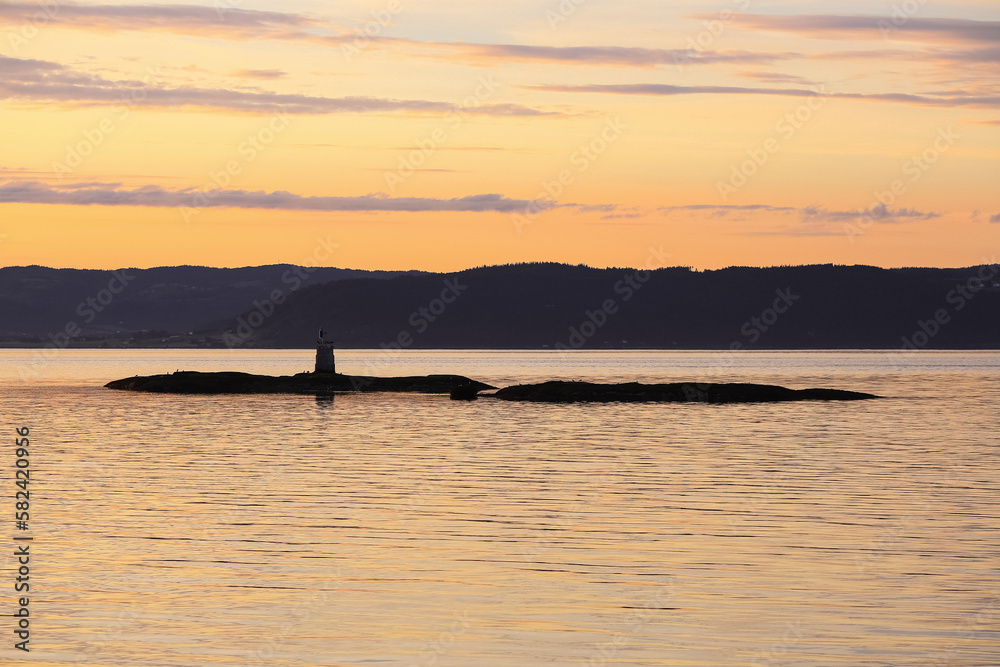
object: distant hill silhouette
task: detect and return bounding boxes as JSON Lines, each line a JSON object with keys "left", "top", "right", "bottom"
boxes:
{"left": 0, "top": 265, "right": 411, "bottom": 342}
{"left": 2, "top": 262, "right": 998, "bottom": 349}
{"left": 231, "top": 263, "right": 1000, "bottom": 350}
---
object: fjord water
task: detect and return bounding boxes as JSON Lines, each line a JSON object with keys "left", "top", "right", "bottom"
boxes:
{"left": 0, "top": 350, "right": 998, "bottom": 666}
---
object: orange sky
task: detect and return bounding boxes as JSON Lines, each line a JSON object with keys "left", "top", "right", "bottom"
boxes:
{"left": 0, "top": 1, "right": 998, "bottom": 271}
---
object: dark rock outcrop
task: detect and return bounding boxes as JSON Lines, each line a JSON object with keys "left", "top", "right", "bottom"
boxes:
{"left": 105, "top": 371, "right": 495, "bottom": 395}
{"left": 449, "top": 383, "right": 483, "bottom": 400}
{"left": 493, "top": 381, "right": 878, "bottom": 403}
{"left": 106, "top": 372, "right": 877, "bottom": 403}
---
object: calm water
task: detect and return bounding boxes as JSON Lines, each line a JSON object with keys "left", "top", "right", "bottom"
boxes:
{"left": 0, "top": 349, "right": 998, "bottom": 666}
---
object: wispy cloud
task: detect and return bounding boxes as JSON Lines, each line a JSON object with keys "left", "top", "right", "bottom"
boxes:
{"left": 411, "top": 42, "right": 797, "bottom": 67}
{"left": 0, "top": 181, "right": 565, "bottom": 213}
{"left": 659, "top": 203, "right": 939, "bottom": 223}
{"left": 660, "top": 204, "right": 797, "bottom": 215}
{"left": 800, "top": 205, "right": 939, "bottom": 223}
{"left": 3, "top": 2, "right": 992, "bottom": 75}
{"left": 925, "top": 46, "right": 1000, "bottom": 64}
{"left": 0, "top": 1, "right": 323, "bottom": 38}
{"left": 725, "top": 14, "right": 1000, "bottom": 44}
{"left": 807, "top": 46, "right": 1000, "bottom": 66}
{"left": 1, "top": 53, "right": 68, "bottom": 77}
{"left": 527, "top": 82, "right": 1000, "bottom": 109}
{"left": 738, "top": 71, "right": 815, "bottom": 86}
{"left": 0, "top": 55, "right": 553, "bottom": 116}
{"left": 235, "top": 69, "right": 288, "bottom": 80}
{"left": 600, "top": 212, "right": 645, "bottom": 220}
{"left": 0, "top": 3, "right": 803, "bottom": 69}
{"left": 744, "top": 228, "right": 856, "bottom": 237}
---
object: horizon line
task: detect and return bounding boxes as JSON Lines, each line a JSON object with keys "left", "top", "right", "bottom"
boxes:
{"left": 2, "top": 260, "right": 998, "bottom": 273}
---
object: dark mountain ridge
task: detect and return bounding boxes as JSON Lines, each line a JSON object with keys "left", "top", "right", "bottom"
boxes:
{"left": 234, "top": 262, "right": 1000, "bottom": 350}
{"left": 2, "top": 262, "right": 998, "bottom": 349}
{"left": 0, "top": 264, "right": 412, "bottom": 342}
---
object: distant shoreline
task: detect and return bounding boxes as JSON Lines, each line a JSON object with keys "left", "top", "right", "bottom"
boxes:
{"left": 4, "top": 264, "right": 999, "bottom": 349}
{"left": 3, "top": 343, "right": 1000, "bottom": 351}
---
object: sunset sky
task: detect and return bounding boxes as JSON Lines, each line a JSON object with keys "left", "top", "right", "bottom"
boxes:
{"left": 0, "top": 0, "right": 997, "bottom": 271}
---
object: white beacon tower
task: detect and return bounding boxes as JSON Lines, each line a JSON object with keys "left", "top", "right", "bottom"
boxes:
{"left": 315, "top": 328, "right": 336, "bottom": 373}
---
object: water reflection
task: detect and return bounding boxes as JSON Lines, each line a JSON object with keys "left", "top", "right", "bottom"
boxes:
{"left": 0, "top": 351, "right": 997, "bottom": 666}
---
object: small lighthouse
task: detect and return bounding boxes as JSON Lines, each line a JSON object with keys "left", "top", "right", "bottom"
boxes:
{"left": 315, "top": 328, "right": 336, "bottom": 373}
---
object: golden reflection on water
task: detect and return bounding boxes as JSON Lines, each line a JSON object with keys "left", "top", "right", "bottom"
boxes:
{"left": 0, "top": 350, "right": 998, "bottom": 666}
